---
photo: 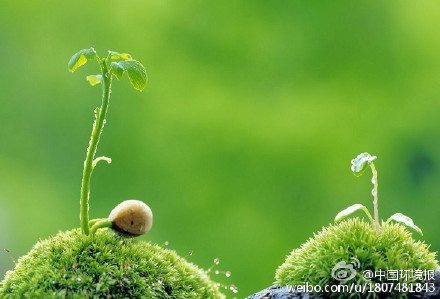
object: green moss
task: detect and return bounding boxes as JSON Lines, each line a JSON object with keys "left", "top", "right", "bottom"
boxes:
{"left": 0, "top": 229, "right": 224, "bottom": 298}
{"left": 276, "top": 218, "right": 438, "bottom": 298}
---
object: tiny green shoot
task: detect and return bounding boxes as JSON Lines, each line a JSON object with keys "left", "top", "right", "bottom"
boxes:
{"left": 335, "top": 152, "right": 423, "bottom": 235}
{"left": 68, "top": 47, "right": 147, "bottom": 235}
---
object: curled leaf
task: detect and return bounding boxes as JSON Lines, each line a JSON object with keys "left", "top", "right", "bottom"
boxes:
{"left": 351, "top": 152, "right": 377, "bottom": 177}
{"left": 86, "top": 75, "right": 103, "bottom": 86}
{"left": 68, "top": 48, "right": 97, "bottom": 72}
{"left": 386, "top": 213, "right": 423, "bottom": 236}
{"left": 92, "top": 156, "right": 112, "bottom": 168}
{"left": 110, "top": 60, "right": 147, "bottom": 91}
{"left": 335, "top": 203, "right": 373, "bottom": 223}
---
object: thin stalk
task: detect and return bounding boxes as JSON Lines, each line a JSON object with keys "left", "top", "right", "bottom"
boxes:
{"left": 88, "top": 218, "right": 108, "bottom": 226}
{"left": 370, "top": 163, "right": 379, "bottom": 231}
{"left": 90, "top": 219, "right": 113, "bottom": 234}
{"left": 80, "top": 62, "right": 112, "bottom": 234}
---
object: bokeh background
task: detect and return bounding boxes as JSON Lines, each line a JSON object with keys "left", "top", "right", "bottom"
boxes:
{"left": 1, "top": 1, "right": 440, "bottom": 296}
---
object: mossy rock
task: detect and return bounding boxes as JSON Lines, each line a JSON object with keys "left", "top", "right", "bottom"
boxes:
{"left": 276, "top": 218, "right": 438, "bottom": 298}
{"left": 0, "top": 229, "right": 224, "bottom": 298}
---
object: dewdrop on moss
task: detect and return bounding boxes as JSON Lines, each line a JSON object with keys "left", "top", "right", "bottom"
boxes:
{"left": 109, "top": 200, "right": 153, "bottom": 236}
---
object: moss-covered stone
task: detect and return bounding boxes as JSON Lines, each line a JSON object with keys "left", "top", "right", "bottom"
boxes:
{"left": 0, "top": 229, "right": 224, "bottom": 298}
{"left": 276, "top": 218, "right": 438, "bottom": 298}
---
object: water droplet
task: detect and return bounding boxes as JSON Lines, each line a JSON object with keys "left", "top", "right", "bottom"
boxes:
{"left": 105, "top": 72, "right": 110, "bottom": 78}
{"left": 188, "top": 251, "right": 193, "bottom": 256}
{"left": 158, "top": 277, "right": 163, "bottom": 284}
{"left": 216, "top": 283, "right": 220, "bottom": 287}
{"left": 77, "top": 276, "right": 82, "bottom": 282}
{"left": 351, "top": 159, "right": 355, "bottom": 164}
{"left": 225, "top": 271, "right": 231, "bottom": 277}
{"left": 214, "top": 258, "right": 220, "bottom": 265}
{"left": 230, "top": 284, "right": 238, "bottom": 293}
{"left": 371, "top": 189, "right": 376, "bottom": 196}
{"left": 207, "top": 268, "right": 211, "bottom": 272}
{"left": 164, "top": 241, "right": 169, "bottom": 246}
{"left": 103, "top": 119, "right": 107, "bottom": 125}
{"left": 371, "top": 177, "right": 376, "bottom": 184}
{"left": 215, "top": 270, "right": 220, "bottom": 275}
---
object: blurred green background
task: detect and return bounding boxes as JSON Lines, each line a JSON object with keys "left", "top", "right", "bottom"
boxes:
{"left": 1, "top": 1, "right": 440, "bottom": 296}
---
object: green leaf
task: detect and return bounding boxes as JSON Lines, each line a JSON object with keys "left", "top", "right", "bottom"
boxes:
{"left": 120, "top": 53, "right": 132, "bottom": 60}
{"left": 68, "top": 48, "right": 98, "bottom": 72}
{"left": 110, "top": 62, "right": 124, "bottom": 80}
{"left": 110, "top": 60, "right": 147, "bottom": 91}
{"left": 386, "top": 213, "right": 423, "bottom": 235}
{"left": 335, "top": 204, "right": 374, "bottom": 223}
{"left": 86, "top": 75, "right": 102, "bottom": 86}
{"left": 108, "top": 51, "right": 132, "bottom": 60}
{"left": 351, "top": 152, "right": 377, "bottom": 177}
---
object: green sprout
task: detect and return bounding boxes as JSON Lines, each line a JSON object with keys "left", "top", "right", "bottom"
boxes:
{"left": 275, "top": 153, "right": 437, "bottom": 297}
{"left": 0, "top": 48, "right": 226, "bottom": 298}
{"left": 68, "top": 47, "right": 147, "bottom": 235}
{"left": 335, "top": 152, "right": 423, "bottom": 235}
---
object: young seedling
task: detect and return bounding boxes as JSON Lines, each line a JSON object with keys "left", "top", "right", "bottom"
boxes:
{"left": 68, "top": 47, "right": 148, "bottom": 235}
{"left": 0, "top": 48, "right": 226, "bottom": 299}
{"left": 335, "top": 152, "right": 423, "bottom": 235}
{"left": 274, "top": 152, "right": 437, "bottom": 298}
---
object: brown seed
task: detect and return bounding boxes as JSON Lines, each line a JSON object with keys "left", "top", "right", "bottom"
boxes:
{"left": 109, "top": 200, "right": 153, "bottom": 237}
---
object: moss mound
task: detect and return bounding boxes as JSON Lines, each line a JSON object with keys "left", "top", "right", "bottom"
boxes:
{"left": 0, "top": 229, "right": 224, "bottom": 298}
{"left": 276, "top": 218, "right": 438, "bottom": 298}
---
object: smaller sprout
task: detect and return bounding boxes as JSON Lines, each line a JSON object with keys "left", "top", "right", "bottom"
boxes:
{"left": 109, "top": 200, "right": 153, "bottom": 237}
{"left": 336, "top": 152, "right": 423, "bottom": 235}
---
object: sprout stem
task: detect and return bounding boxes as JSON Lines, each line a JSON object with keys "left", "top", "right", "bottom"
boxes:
{"left": 90, "top": 219, "right": 113, "bottom": 234}
{"left": 370, "top": 162, "right": 379, "bottom": 231}
{"left": 80, "top": 61, "right": 112, "bottom": 235}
